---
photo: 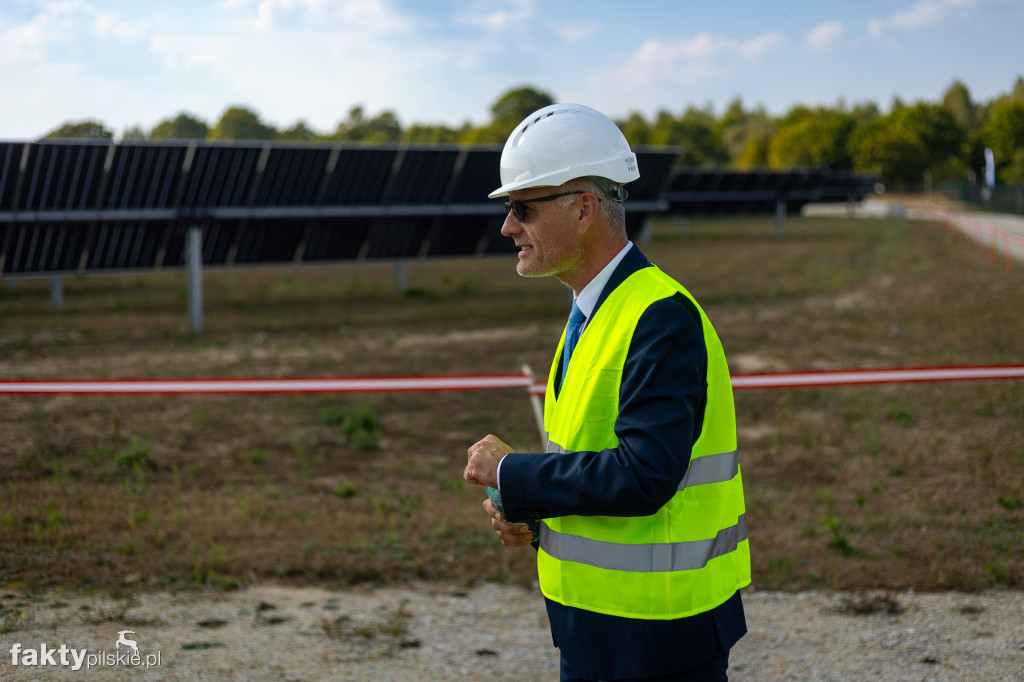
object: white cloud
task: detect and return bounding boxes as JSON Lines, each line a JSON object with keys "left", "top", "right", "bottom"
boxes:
{"left": 93, "top": 12, "right": 149, "bottom": 41}
{"left": 610, "top": 31, "right": 785, "bottom": 87}
{"left": 449, "top": 1, "right": 599, "bottom": 75}
{"left": 554, "top": 22, "right": 599, "bottom": 44}
{"left": 0, "top": 0, "right": 441, "bottom": 136}
{"left": 147, "top": 30, "right": 231, "bottom": 73}
{"left": 214, "top": 0, "right": 412, "bottom": 34}
{"left": 869, "top": 0, "right": 983, "bottom": 38}
{"left": 454, "top": 0, "right": 534, "bottom": 33}
{"left": 0, "top": 1, "right": 154, "bottom": 64}
{"left": 806, "top": 21, "right": 849, "bottom": 51}
{"left": 0, "top": 1, "right": 83, "bottom": 63}
{"left": 740, "top": 32, "right": 785, "bottom": 60}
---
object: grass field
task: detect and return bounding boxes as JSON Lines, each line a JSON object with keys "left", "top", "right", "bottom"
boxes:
{"left": 1, "top": 209, "right": 1022, "bottom": 597}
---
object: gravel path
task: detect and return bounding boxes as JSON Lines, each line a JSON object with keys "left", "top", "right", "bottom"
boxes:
{"left": 3, "top": 583, "right": 1022, "bottom": 680}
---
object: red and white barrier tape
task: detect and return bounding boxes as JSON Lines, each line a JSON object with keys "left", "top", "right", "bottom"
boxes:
{"left": 0, "top": 374, "right": 531, "bottom": 395}
{"left": 727, "top": 365, "right": 1024, "bottom": 390}
{"left": 921, "top": 204, "right": 1024, "bottom": 272}
{"left": 2, "top": 366, "right": 1022, "bottom": 396}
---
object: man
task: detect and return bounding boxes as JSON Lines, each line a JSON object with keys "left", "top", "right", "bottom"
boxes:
{"left": 464, "top": 103, "right": 750, "bottom": 682}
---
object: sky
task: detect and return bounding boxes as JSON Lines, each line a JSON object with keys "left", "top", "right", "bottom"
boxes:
{"left": 1, "top": 0, "right": 1022, "bottom": 139}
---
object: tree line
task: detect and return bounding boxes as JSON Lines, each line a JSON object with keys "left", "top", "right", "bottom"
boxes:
{"left": 43, "top": 77, "right": 1024, "bottom": 191}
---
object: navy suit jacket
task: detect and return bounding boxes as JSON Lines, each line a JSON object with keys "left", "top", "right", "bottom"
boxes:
{"left": 499, "top": 245, "right": 747, "bottom": 680}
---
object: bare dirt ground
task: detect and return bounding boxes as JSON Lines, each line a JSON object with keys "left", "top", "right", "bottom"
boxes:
{"left": 1, "top": 212, "right": 1023, "bottom": 679}
{"left": 3, "top": 583, "right": 1023, "bottom": 680}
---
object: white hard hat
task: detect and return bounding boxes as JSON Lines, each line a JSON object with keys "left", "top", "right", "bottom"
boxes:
{"left": 488, "top": 103, "right": 640, "bottom": 199}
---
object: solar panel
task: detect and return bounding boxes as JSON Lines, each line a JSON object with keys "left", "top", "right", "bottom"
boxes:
{"left": 321, "top": 148, "right": 398, "bottom": 206}
{"left": 445, "top": 150, "right": 504, "bottom": 205}
{"left": 303, "top": 219, "right": 372, "bottom": 262}
{"left": 628, "top": 150, "right": 678, "bottom": 204}
{"left": 253, "top": 146, "right": 331, "bottom": 207}
{"left": 0, "top": 140, "right": 875, "bottom": 280}
{"left": 383, "top": 149, "right": 460, "bottom": 205}
{"left": 662, "top": 168, "right": 873, "bottom": 216}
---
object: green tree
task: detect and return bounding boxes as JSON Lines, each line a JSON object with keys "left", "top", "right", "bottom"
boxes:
{"left": 151, "top": 112, "right": 210, "bottom": 140}
{"left": 208, "top": 106, "right": 276, "bottom": 141}
{"left": 737, "top": 136, "right": 771, "bottom": 169}
{"left": 893, "top": 103, "right": 965, "bottom": 167}
{"left": 277, "top": 120, "right": 318, "bottom": 142}
{"left": 328, "top": 107, "right": 402, "bottom": 142}
{"left": 942, "top": 80, "right": 977, "bottom": 131}
{"left": 362, "top": 111, "right": 402, "bottom": 142}
{"left": 717, "top": 98, "right": 747, "bottom": 131}
{"left": 715, "top": 100, "right": 776, "bottom": 167}
{"left": 980, "top": 99, "right": 1024, "bottom": 183}
{"left": 777, "top": 104, "right": 815, "bottom": 128}
{"left": 120, "top": 125, "right": 147, "bottom": 140}
{"left": 1012, "top": 150, "right": 1024, "bottom": 186}
{"left": 1012, "top": 76, "right": 1024, "bottom": 103}
{"left": 649, "top": 107, "right": 729, "bottom": 167}
{"left": 43, "top": 120, "right": 113, "bottom": 139}
{"left": 488, "top": 86, "right": 556, "bottom": 133}
{"left": 329, "top": 106, "right": 365, "bottom": 141}
{"left": 849, "top": 101, "right": 881, "bottom": 125}
{"left": 619, "top": 112, "right": 651, "bottom": 147}
{"left": 768, "top": 109, "right": 855, "bottom": 169}
{"left": 463, "top": 86, "right": 556, "bottom": 144}
{"left": 401, "top": 124, "right": 460, "bottom": 144}
{"left": 849, "top": 119, "right": 928, "bottom": 190}
{"left": 715, "top": 97, "right": 750, "bottom": 162}
{"left": 716, "top": 97, "right": 749, "bottom": 161}
{"left": 959, "top": 128, "right": 992, "bottom": 183}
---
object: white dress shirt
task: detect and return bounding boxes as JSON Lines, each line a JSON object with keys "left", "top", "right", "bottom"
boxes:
{"left": 496, "top": 241, "right": 635, "bottom": 490}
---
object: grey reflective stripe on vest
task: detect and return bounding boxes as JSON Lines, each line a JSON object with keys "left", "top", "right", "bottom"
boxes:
{"left": 539, "top": 514, "right": 747, "bottom": 573}
{"left": 546, "top": 437, "right": 739, "bottom": 490}
{"left": 678, "top": 450, "right": 739, "bottom": 490}
{"left": 545, "top": 435, "right": 567, "bottom": 454}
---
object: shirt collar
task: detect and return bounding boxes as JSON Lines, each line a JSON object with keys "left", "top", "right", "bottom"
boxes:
{"left": 574, "top": 241, "right": 633, "bottom": 320}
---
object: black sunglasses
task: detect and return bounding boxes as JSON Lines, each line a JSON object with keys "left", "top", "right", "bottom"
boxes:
{"left": 504, "top": 190, "right": 598, "bottom": 222}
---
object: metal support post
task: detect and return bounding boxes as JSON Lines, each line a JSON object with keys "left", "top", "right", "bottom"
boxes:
{"left": 639, "top": 217, "right": 653, "bottom": 245}
{"left": 522, "top": 364, "right": 547, "bottom": 450}
{"left": 394, "top": 259, "right": 407, "bottom": 294}
{"left": 676, "top": 216, "right": 690, "bottom": 237}
{"left": 51, "top": 276, "right": 64, "bottom": 311}
{"left": 775, "top": 198, "right": 786, "bottom": 238}
{"left": 187, "top": 226, "right": 203, "bottom": 334}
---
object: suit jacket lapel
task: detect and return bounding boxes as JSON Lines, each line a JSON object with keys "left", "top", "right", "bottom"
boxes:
{"left": 554, "top": 246, "right": 653, "bottom": 398}
{"left": 590, "top": 245, "right": 653, "bottom": 322}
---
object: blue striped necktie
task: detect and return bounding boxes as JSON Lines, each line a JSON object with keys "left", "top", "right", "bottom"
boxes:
{"left": 561, "top": 301, "right": 586, "bottom": 386}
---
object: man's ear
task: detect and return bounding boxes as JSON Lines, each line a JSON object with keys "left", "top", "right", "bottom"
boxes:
{"left": 575, "top": 193, "right": 600, "bottom": 234}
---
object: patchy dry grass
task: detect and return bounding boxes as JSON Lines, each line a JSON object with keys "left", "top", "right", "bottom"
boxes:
{"left": 1, "top": 212, "right": 1022, "bottom": 594}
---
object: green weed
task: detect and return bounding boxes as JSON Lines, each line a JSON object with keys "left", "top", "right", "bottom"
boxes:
{"left": 333, "top": 481, "right": 360, "bottom": 499}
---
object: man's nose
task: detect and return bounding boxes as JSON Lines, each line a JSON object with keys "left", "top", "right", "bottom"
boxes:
{"left": 500, "top": 213, "right": 520, "bottom": 237}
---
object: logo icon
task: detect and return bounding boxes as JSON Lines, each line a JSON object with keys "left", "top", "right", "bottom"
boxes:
{"left": 116, "top": 630, "right": 140, "bottom": 657}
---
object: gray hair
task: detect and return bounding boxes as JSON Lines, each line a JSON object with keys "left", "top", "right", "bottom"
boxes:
{"left": 558, "top": 176, "right": 627, "bottom": 239}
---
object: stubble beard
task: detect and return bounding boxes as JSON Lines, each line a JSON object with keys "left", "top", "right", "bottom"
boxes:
{"left": 515, "top": 241, "right": 584, "bottom": 281}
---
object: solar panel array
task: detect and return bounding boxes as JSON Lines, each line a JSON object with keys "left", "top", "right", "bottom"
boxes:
{"left": 663, "top": 168, "right": 874, "bottom": 216}
{"left": 0, "top": 140, "right": 872, "bottom": 277}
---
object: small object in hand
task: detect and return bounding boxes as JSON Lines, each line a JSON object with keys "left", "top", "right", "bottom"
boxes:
{"left": 486, "top": 486, "right": 539, "bottom": 543}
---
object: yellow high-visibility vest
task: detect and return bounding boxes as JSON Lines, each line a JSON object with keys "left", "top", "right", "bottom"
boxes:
{"left": 539, "top": 265, "right": 751, "bottom": 620}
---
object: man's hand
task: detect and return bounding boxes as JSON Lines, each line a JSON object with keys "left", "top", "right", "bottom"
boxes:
{"left": 464, "top": 434, "right": 513, "bottom": 488}
{"left": 483, "top": 497, "right": 535, "bottom": 547}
